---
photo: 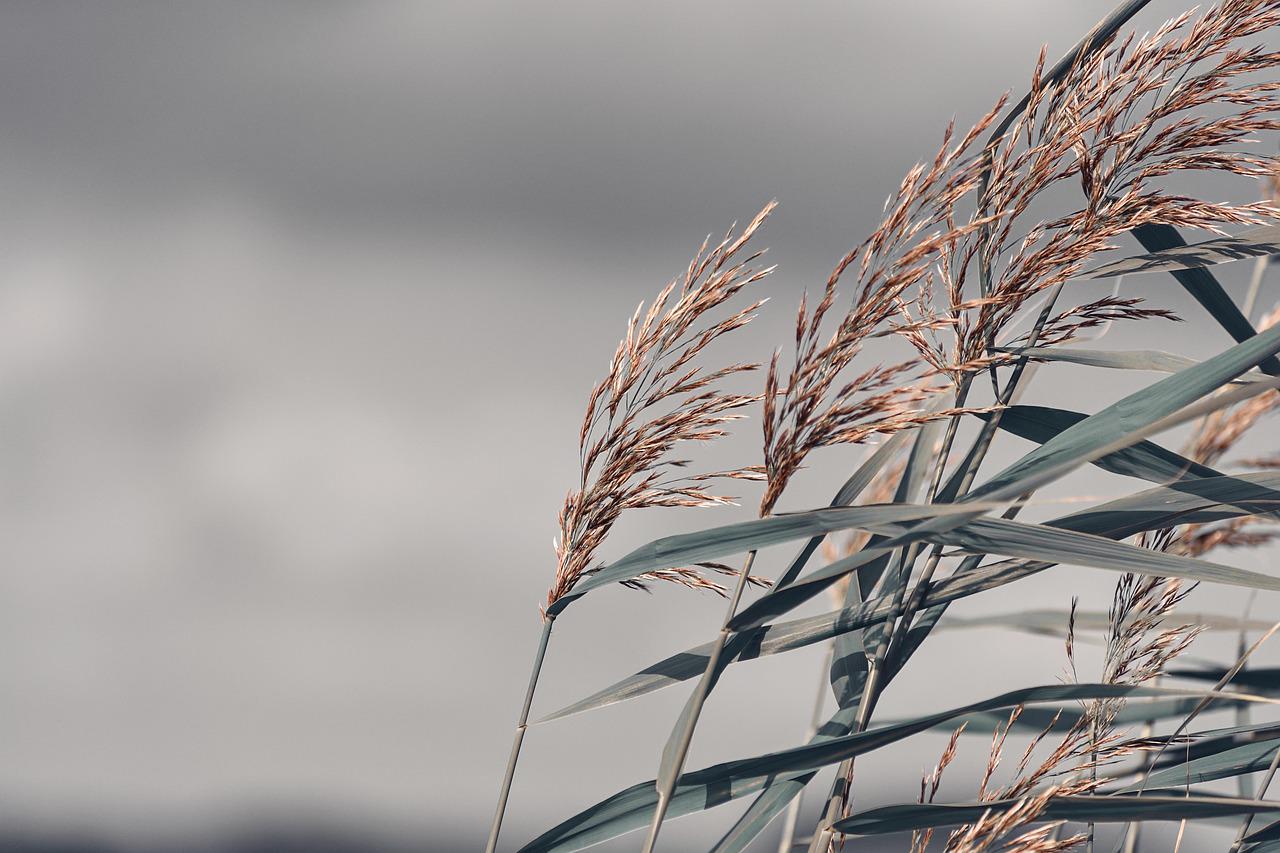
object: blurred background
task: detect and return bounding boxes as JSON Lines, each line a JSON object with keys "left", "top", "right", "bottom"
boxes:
{"left": 2, "top": 2, "right": 1279, "bottom": 851}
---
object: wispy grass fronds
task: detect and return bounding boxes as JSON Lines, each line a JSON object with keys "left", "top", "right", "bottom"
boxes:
{"left": 910, "top": 724, "right": 968, "bottom": 853}
{"left": 620, "top": 562, "right": 772, "bottom": 596}
{"left": 899, "top": 0, "right": 1280, "bottom": 380}
{"left": 934, "top": 568, "right": 1200, "bottom": 852}
{"left": 1185, "top": 303, "right": 1280, "bottom": 467}
{"left": 1092, "top": 574, "right": 1202, "bottom": 729}
{"left": 546, "top": 202, "right": 776, "bottom": 610}
{"left": 757, "top": 108, "right": 1014, "bottom": 512}
{"left": 485, "top": 203, "right": 777, "bottom": 853}
{"left": 507, "top": 4, "right": 1280, "bottom": 852}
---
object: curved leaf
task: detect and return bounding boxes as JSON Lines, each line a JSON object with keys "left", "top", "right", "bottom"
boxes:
{"left": 1172, "top": 667, "right": 1280, "bottom": 693}
{"left": 997, "top": 346, "right": 1268, "bottom": 383}
{"left": 1084, "top": 224, "right": 1280, "bottom": 280}
{"left": 918, "top": 516, "right": 1280, "bottom": 593}
{"left": 708, "top": 706, "right": 860, "bottom": 853}
{"left": 546, "top": 472, "right": 1280, "bottom": 722}
{"left": 1120, "top": 735, "right": 1280, "bottom": 792}
{"left": 898, "top": 696, "right": 1247, "bottom": 737}
{"left": 520, "top": 685, "right": 1270, "bottom": 852}
{"left": 837, "top": 792, "right": 1280, "bottom": 836}
{"left": 1125, "top": 222, "right": 1280, "bottom": 376}
{"left": 802, "top": 334, "right": 1280, "bottom": 645}
{"left": 977, "top": 405, "right": 1221, "bottom": 483}
{"left": 547, "top": 502, "right": 986, "bottom": 615}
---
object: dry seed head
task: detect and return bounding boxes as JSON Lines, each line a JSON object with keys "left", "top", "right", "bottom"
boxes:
{"left": 760, "top": 102, "right": 1014, "bottom": 513}
{"left": 547, "top": 203, "right": 776, "bottom": 611}
{"left": 897, "top": 0, "right": 1280, "bottom": 379}
{"left": 945, "top": 564, "right": 1200, "bottom": 849}
{"left": 910, "top": 723, "right": 967, "bottom": 853}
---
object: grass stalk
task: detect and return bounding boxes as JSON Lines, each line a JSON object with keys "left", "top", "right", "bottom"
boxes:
{"left": 484, "top": 615, "right": 555, "bottom": 853}
{"left": 642, "top": 549, "right": 760, "bottom": 853}
{"left": 1244, "top": 255, "right": 1269, "bottom": 321}
{"left": 1119, "top": 714, "right": 1156, "bottom": 853}
{"left": 1231, "top": 744, "right": 1280, "bottom": 852}
{"left": 806, "top": 287, "right": 1065, "bottom": 851}
{"left": 804, "top": 387, "right": 971, "bottom": 853}
{"left": 776, "top": 645, "right": 835, "bottom": 853}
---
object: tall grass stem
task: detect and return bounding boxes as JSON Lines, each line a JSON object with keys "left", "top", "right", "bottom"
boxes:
{"left": 642, "top": 549, "right": 760, "bottom": 853}
{"left": 484, "top": 616, "right": 555, "bottom": 853}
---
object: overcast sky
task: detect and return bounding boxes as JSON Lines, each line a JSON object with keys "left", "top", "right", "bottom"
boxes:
{"left": 1, "top": 3, "right": 1277, "bottom": 851}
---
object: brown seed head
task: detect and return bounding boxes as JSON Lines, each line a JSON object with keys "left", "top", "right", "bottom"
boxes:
{"left": 546, "top": 203, "right": 776, "bottom": 611}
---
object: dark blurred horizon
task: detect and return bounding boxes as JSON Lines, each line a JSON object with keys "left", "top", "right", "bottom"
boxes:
{"left": 2, "top": 2, "right": 1278, "bottom": 851}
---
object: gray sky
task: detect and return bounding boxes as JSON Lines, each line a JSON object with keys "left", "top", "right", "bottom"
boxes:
{"left": 0, "top": 2, "right": 1277, "bottom": 851}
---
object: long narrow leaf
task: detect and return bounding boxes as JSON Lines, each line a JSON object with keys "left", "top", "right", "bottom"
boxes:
{"left": 969, "top": 320, "right": 1280, "bottom": 502}
{"left": 708, "top": 705, "right": 860, "bottom": 853}
{"left": 544, "top": 473, "right": 1280, "bottom": 722}
{"left": 1120, "top": 736, "right": 1280, "bottom": 792}
{"left": 1172, "top": 667, "right": 1280, "bottom": 693}
{"left": 977, "top": 405, "right": 1221, "bottom": 483}
{"left": 837, "top": 793, "right": 1280, "bottom": 836}
{"left": 997, "top": 346, "right": 1267, "bottom": 383}
{"left": 519, "top": 685, "right": 1270, "bottom": 852}
{"left": 1084, "top": 224, "right": 1280, "bottom": 280}
{"left": 915, "top": 516, "right": 1280, "bottom": 594}
{"left": 900, "top": 696, "right": 1246, "bottom": 737}
{"left": 1125, "top": 222, "right": 1280, "bottom": 376}
{"left": 547, "top": 502, "right": 989, "bottom": 615}
{"left": 737, "top": 334, "right": 1280, "bottom": 631}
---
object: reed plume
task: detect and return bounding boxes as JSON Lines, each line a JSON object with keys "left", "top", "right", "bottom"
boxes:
{"left": 897, "top": 1, "right": 1280, "bottom": 381}
{"left": 547, "top": 202, "right": 777, "bottom": 610}
{"left": 485, "top": 202, "right": 776, "bottom": 853}
{"left": 931, "top": 576, "right": 1200, "bottom": 853}
{"left": 513, "top": 4, "right": 1280, "bottom": 852}
{"left": 761, "top": 111, "right": 1008, "bottom": 512}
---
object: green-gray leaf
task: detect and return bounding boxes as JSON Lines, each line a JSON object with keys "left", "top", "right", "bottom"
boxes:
{"left": 519, "top": 685, "right": 1268, "bottom": 852}
{"left": 837, "top": 792, "right": 1280, "bottom": 835}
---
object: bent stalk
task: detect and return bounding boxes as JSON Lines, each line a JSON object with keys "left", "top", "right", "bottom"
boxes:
{"left": 484, "top": 616, "right": 555, "bottom": 853}
{"left": 776, "top": 645, "right": 835, "bottom": 853}
{"left": 642, "top": 550, "right": 759, "bottom": 853}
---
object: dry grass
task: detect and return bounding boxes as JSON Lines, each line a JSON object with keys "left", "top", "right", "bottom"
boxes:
{"left": 546, "top": 203, "right": 776, "bottom": 610}
{"left": 916, "top": 575, "right": 1201, "bottom": 853}
{"left": 500, "top": 4, "right": 1280, "bottom": 852}
{"left": 896, "top": 1, "right": 1280, "bottom": 379}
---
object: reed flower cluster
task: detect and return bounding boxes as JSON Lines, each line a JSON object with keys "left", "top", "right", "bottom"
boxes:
{"left": 488, "top": 4, "right": 1280, "bottom": 852}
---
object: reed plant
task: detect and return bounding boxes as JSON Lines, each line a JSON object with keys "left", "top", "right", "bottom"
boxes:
{"left": 486, "top": 1, "right": 1280, "bottom": 850}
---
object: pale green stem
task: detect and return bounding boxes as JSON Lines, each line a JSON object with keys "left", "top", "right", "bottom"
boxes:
{"left": 1244, "top": 254, "right": 1269, "bottom": 322}
{"left": 484, "top": 616, "right": 555, "bottom": 853}
{"left": 642, "top": 549, "right": 759, "bottom": 853}
{"left": 776, "top": 645, "right": 835, "bottom": 853}
{"left": 806, "top": 384, "right": 972, "bottom": 853}
{"left": 1231, "top": 711, "right": 1280, "bottom": 851}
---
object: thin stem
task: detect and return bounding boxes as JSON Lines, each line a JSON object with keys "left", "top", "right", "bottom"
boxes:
{"left": 1231, "top": 745, "right": 1280, "bottom": 852}
{"left": 642, "top": 549, "right": 760, "bottom": 853}
{"left": 776, "top": 645, "right": 835, "bottom": 853}
{"left": 1087, "top": 717, "right": 1099, "bottom": 853}
{"left": 1237, "top": 592, "right": 1260, "bottom": 799}
{"left": 806, "top": 286, "right": 1063, "bottom": 852}
{"left": 1119, "top": 713, "right": 1157, "bottom": 853}
{"left": 484, "top": 616, "right": 555, "bottom": 853}
{"left": 805, "top": 383, "right": 973, "bottom": 853}
{"left": 1244, "top": 252, "right": 1269, "bottom": 322}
